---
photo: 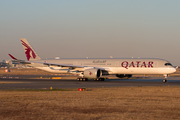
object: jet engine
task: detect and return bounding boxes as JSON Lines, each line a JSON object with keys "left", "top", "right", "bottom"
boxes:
{"left": 116, "top": 74, "right": 132, "bottom": 79}
{"left": 83, "top": 69, "right": 102, "bottom": 79}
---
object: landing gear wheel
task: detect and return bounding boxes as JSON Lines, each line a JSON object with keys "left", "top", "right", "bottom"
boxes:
{"left": 100, "top": 78, "right": 104, "bottom": 81}
{"left": 93, "top": 78, "right": 105, "bottom": 81}
{"left": 163, "top": 79, "right": 167, "bottom": 83}
{"left": 82, "top": 78, "right": 87, "bottom": 81}
{"left": 77, "top": 78, "right": 88, "bottom": 81}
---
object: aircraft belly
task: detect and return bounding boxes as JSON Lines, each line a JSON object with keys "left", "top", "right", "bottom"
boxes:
{"left": 110, "top": 67, "right": 146, "bottom": 74}
{"left": 110, "top": 67, "right": 173, "bottom": 74}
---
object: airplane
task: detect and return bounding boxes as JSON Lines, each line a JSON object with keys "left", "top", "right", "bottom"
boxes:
{"left": 9, "top": 38, "right": 177, "bottom": 83}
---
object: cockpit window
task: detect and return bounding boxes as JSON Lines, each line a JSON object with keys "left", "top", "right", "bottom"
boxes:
{"left": 165, "top": 63, "right": 172, "bottom": 66}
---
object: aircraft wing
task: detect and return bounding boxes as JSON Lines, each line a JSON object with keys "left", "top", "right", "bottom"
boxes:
{"left": 34, "top": 61, "right": 111, "bottom": 71}
{"left": 44, "top": 62, "right": 112, "bottom": 71}
{"left": 35, "top": 61, "right": 110, "bottom": 70}
{"left": 8, "top": 54, "right": 112, "bottom": 71}
{"left": 43, "top": 62, "right": 84, "bottom": 68}
{"left": 43, "top": 62, "right": 112, "bottom": 72}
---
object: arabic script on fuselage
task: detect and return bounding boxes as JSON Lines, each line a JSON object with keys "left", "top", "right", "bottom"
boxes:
{"left": 93, "top": 60, "right": 106, "bottom": 63}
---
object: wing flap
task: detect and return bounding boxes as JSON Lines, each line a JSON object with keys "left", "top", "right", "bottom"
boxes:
{"left": 43, "top": 62, "right": 84, "bottom": 68}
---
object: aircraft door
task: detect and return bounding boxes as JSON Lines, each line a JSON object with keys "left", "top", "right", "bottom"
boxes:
{"left": 73, "top": 61, "right": 78, "bottom": 65}
{"left": 115, "top": 61, "right": 119, "bottom": 67}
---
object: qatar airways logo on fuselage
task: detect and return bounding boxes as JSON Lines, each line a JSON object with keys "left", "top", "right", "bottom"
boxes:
{"left": 21, "top": 40, "right": 36, "bottom": 61}
{"left": 89, "top": 71, "right": 92, "bottom": 75}
{"left": 121, "top": 61, "right": 153, "bottom": 69}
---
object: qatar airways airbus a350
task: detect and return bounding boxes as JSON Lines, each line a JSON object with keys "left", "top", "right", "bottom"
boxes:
{"left": 9, "top": 38, "right": 176, "bottom": 83}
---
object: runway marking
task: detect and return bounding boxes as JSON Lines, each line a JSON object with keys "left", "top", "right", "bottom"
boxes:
{"left": 51, "top": 77, "right": 61, "bottom": 79}
{"left": 0, "top": 82, "right": 27, "bottom": 84}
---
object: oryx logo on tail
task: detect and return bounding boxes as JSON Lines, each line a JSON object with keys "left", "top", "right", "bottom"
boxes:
{"left": 20, "top": 38, "right": 41, "bottom": 61}
{"left": 21, "top": 40, "right": 36, "bottom": 61}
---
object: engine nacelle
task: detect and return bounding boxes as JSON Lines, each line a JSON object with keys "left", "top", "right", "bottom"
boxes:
{"left": 116, "top": 74, "right": 132, "bottom": 79}
{"left": 84, "top": 69, "right": 102, "bottom": 79}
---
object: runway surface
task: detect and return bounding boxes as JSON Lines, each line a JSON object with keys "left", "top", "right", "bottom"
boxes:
{"left": 0, "top": 76, "right": 180, "bottom": 90}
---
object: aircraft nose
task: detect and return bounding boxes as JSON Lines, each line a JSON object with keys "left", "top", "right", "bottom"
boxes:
{"left": 171, "top": 68, "right": 177, "bottom": 73}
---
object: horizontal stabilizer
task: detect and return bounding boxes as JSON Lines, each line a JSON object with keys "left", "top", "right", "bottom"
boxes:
{"left": 8, "top": 54, "right": 18, "bottom": 60}
{"left": 8, "top": 54, "right": 31, "bottom": 64}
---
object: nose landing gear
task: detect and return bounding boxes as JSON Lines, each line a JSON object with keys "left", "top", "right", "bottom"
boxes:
{"left": 163, "top": 74, "right": 168, "bottom": 83}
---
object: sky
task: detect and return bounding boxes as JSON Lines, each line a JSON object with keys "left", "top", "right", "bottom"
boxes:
{"left": 0, "top": 0, "right": 180, "bottom": 65}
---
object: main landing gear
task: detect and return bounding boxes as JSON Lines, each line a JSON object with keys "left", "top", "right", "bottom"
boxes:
{"left": 163, "top": 74, "right": 168, "bottom": 83}
{"left": 77, "top": 78, "right": 105, "bottom": 81}
{"left": 93, "top": 78, "right": 105, "bottom": 81}
{"left": 77, "top": 78, "right": 88, "bottom": 81}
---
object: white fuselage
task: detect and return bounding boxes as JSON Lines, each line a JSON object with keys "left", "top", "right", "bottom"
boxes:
{"left": 28, "top": 58, "right": 176, "bottom": 75}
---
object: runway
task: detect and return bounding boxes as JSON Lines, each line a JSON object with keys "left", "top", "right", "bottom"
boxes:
{"left": 0, "top": 76, "right": 180, "bottom": 90}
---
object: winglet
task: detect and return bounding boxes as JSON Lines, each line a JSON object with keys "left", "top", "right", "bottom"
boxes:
{"left": 8, "top": 54, "right": 18, "bottom": 60}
